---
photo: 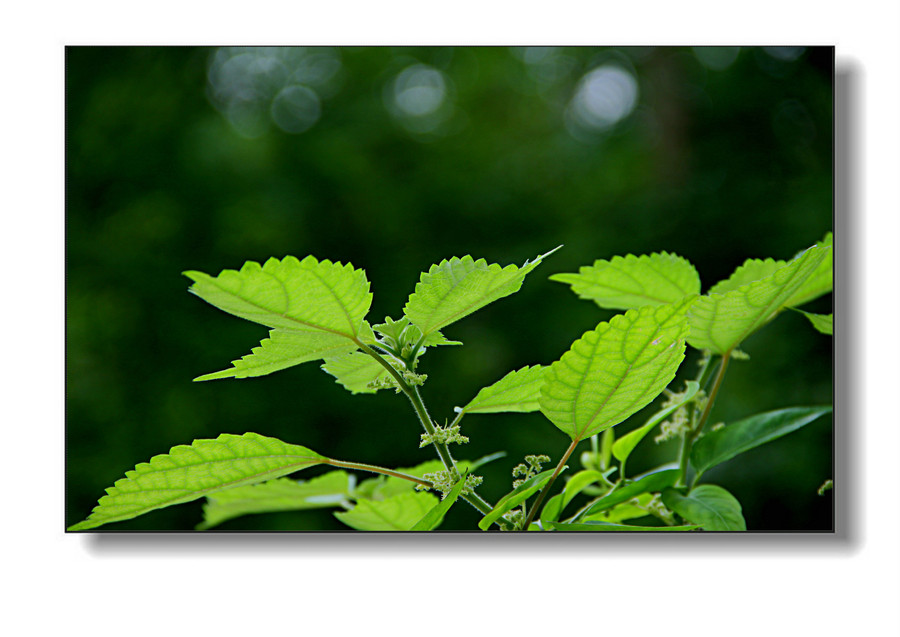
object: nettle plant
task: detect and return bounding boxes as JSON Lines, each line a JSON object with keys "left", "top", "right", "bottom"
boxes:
{"left": 69, "top": 234, "right": 833, "bottom": 532}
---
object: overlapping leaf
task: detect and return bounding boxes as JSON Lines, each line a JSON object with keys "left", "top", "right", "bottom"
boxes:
{"left": 478, "top": 468, "right": 555, "bottom": 530}
{"left": 662, "top": 484, "right": 746, "bottom": 531}
{"left": 68, "top": 433, "right": 326, "bottom": 531}
{"left": 195, "top": 329, "right": 359, "bottom": 381}
{"left": 783, "top": 232, "right": 833, "bottom": 308}
{"left": 540, "top": 299, "right": 692, "bottom": 441}
{"left": 580, "top": 468, "right": 679, "bottom": 518}
{"left": 549, "top": 251, "right": 700, "bottom": 310}
{"left": 550, "top": 521, "right": 699, "bottom": 531}
{"left": 185, "top": 256, "right": 373, "bottom": 379}
{"left": 197, "top": 471, "right": 351, "bottom": 530}
{"left": 687, "top": 244, "right": 831, "bottom": 354}
{"left": 320, "top": 352, "right": 392, "bottom": 394}
{"left": 404, "top": 247, "right": 560, "bottom": 336}
{"left": 334, "top": 491, "right": 438, "bottom": 531}
{"left": 410, "top": 471, "right": 468, "bottom": 531}
{"left": 459, "top": 365, "right": 544, "bottom": 415}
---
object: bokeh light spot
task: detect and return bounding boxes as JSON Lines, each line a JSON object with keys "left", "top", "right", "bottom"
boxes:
{"left": 566, "top": 65, "right": 639, "bottom": 136}
{"left": 271, "top": 85, "right": 321, "bottom": 134}
{"left": 692, "top": 47, "right": 741, "bottom": 71}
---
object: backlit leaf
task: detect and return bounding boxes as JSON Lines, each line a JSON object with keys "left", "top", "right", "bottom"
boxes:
{"left": 68, "top": 433, "right": 326, "bottom": 531}
{"left": 550, "top": 252, "right": 700, "bottom": 310}
{"left": 540, "top": 469, "right": 606, "bottom": 526}
{"left": 197, "top": 471, "right": 351, "bottom": 530}
{"left": 707, "top": 259, "right": 786, "bottom": 296}
{"left": 783, "top": 232, "right": 833, "bottom": 308}
{"left": 195, "top": 329, "right": 359, "bottom": 381}
{"left": 320, "top": 351, "right": 392, "bottom": 394}
{"left": 404, "top": 247, "right": 561, "bottom": 336}
{"left": 184, "top": 255, "right": 372, "bottom": 338}
{"left": 691, "top": 406, "right": 832, "bottom": 480}
{"left": 540, "top": 299, "right": 691, "bottom": 441}
{"left": 334, "top": 491, "right": 438, "bottom": 531}
{"left": 662, "top": 484, "right": 746, "bottom": 531}
{"left": 460, "top": 365, "right": 544, "bottom": 415}
{"left": 687, "top": 244, "right": 831, "bottom": 354}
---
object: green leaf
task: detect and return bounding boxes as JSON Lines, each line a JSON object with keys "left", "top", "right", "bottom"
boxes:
{"left": 662, "top": 484, "right": 746, "bottom": 531}
{"left": 687, "top": 244, "right": 831, "bottom": 354}
{"left": 195, "top": 329, "right": 359, "bottom": 381}
{"left": 691, "top": 406, "right": 832, "bottom": 480}
{"left": 354, "top": 460, "right": 448, "bottom": 500}
{"left": 585, "top": 493, "right": 654, "bottom": 523}
{"left": 549, "top": 252, "right": 700, "bottom": 310}
{"left": 795, "top": 310, "right": 833, "bottom": 335}
{"left": 540, "top": 299, "right": 692, "bottom": 441}
{"left": 783, "top": 232, "right": 833, "bottom": 308}
{"left": 411, "top": 471, "right": 468, "bottom": 531}
{"left": 196, "top": 471, "right": 351, "bottom": 530}
{"left": 460, "top": 365, "right": 545, "bottom": 415}
{"left": 334, "top": 491, "right": 438, "bottom": 531}
{"left": 540, "top": 469, "right": 606, "bottom": 527}
{"left": 707, "top": 259, "right": 787, "bottom": 296}
{"left": 478, "top": 468, "right": 556, "bottom": 530}
{"left": 372, "top": 316, "right": 462, "bottom": 351}
{"left": 550, "top": 521, "right": 699, "bottom": 531}
{"left": 612, "top": 381, "right": 701, "bottom": 464}
{"left": 184, "top": 255, "right": 372, "bottom": 338}
{"left": 580, "top": 468, "right": 679, "bottom": 518}
{"left": 404, "top": 246, "right": 561, "bottom": 336}
{"left": 320, "top": 351, "right": 391, "bottom": 394}
{"left": 68, "top": 433, "right": 326, "bottom": 531}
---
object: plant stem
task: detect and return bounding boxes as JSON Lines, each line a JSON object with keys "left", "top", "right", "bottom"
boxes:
{"left": 324, "top": 458, "right": 434, "bottom": 488}
{"left": 676, "top": 350, "right": 731, "bottom": 487}
{"left": 522, "top": 437, "right": 580, "bottom": 530}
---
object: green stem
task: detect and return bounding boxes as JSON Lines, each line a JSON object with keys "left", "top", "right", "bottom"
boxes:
{"left": 324, "top": 458, "right": 434, "bottom": 488}
{"left": 522, "top": 438, "right": 580, "bottom": 531}
{"left": 676, "top": 350, "right": 731, "bottom": 488}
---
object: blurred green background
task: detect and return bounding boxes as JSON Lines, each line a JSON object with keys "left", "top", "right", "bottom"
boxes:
{"left": 65, "top": 46, "right": 833, "bottom": 531}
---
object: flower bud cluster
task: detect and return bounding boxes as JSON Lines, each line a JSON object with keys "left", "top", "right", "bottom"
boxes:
{"left": 512, "top": 454, "right": 550, "bottom": 488}
{"left": 419, "top": 424, "right": 469, "bottom": 448}
{"left": 416, "top": 470, "right": 483, "bottom": 499}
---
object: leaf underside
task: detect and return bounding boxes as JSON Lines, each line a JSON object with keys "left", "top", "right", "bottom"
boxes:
{"left": 404, "top": 247, "right": 560, "bottom": 336}
{"left": 185, "top": 255, "right": 373, "bottom": 380}
{"left": 540, "top": 299, "right": 691, "bottom": 441}
{"left": 68, "top": 433, "right": 326, "bottom": 531}
{"left": 461, "top": 365, "right": 545, "bottom": 415}
{"left": 550, "top": 251, "right": 700, "bottom": 310}
{"left": 687, "top": 244, "right": 831, "bottom": 354}
{"left": 197, "top": 471, "right": 351, "bottom": 530}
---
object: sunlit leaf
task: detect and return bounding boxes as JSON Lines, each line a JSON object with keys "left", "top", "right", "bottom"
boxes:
{"left": 550, "top": 252, "right": 700, "bottom": 310}
{"left": 195, "top": 329, "right": 359, "bottom": 381}
{"left": 687, "top": 244, "right": 831, "bottom": 354}
{"left": 404, "top": 247, "right": 561, "bottom": 336}
{"left": 411, "top": 471, "right": 468, "bottom": 531}
{"left": 334, "top": 491, "right": 438, "bottom": 531}
{"left": 783, "top": 232, "right": 833, "bottom": 308}
{"left": 612, "top": 381, "right": 701, "bottom": 464}
{"left": 185, "top": 255, "right": 372, "bottom": 337}
{"left": 460, "top": 365, "right": 544, "bottom": 415}
{"left": 197, "top": 471, "right": 351, "bottom": 530}
{"left": 691, "top": 406, "right": 832, "bottom": 480}
{"left": 353, "top": 460, "right": 449, "bottom": 500}
{"left": 68, "top": 433, "right": 326, "bottom": 531}
{"left": 540, "top": 299, "right": 691, "bottom": 441}
{"left": 320, "top": 351, "right": 392, "bottom": 394}
{"left": 707, "top": 259, "right": 787, "bottom": 296}
{"left": 478, "top": 468, "right": 556, "bottom": 530}
{"left": 662, "top": 484, "right": 746, "bottom": 531}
